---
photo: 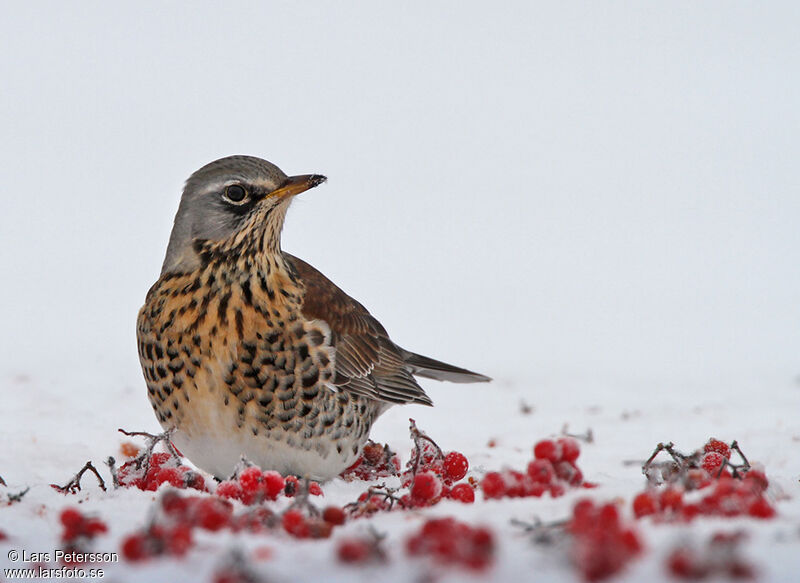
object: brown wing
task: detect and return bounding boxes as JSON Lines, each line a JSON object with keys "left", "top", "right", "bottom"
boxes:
{"left": 284, "top": 253, "right": 433, "bottom": 406}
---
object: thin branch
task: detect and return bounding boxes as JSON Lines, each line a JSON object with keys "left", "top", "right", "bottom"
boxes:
{"left": 51, "top": 461, "right": 106, "bottom": 494}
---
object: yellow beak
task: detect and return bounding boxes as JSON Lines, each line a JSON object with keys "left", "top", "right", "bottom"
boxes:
{"left": 271, "top": 174, "right": 327, "bottom": 199}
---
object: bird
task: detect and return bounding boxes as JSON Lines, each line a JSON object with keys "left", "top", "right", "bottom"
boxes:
{"left": 137, "top": 155, "right": 490, "bottom": 481}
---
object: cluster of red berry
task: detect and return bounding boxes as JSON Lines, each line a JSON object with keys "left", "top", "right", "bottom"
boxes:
{"left": 482, "top": 436, "right": 589, "bottom": 499}
{"left": 569, "top": 499, "right": 642, "bottom": 582}
{"left": 344, "top": 420, "right": 476, "bottom": 517}
{"left": 121, "top": 487, "right": 351, "bottom": 561}
{"left": 404, "top": 449, "right": 473, "bottom": 506}
{"left": 633, "top": 438, "right": 774, "bottom": 521}
{"left": 215, "top": 467, "right": 321, "bottom": 505}
{"left": 116, "top": 452, "right": 206, "bottom": 492}
{"left": 340, "top": 440, "right": 401, "bottom": 481}
{"left": 406, "top": 517, "right": 494, "bottom": 571}
{"left": 59, "top": 508, "right": 108, "bottom": 562}
{"left": 121, "top": 491, "right": 232, "bottom": 561}
{"left": 667, "top": 531, "right": 755, "bottom": 579}
{"left": 401, "top": 420, "right": 474, "bottom": 506}
{"left": 279, "top": 505, "right": 348, "bottom": 540}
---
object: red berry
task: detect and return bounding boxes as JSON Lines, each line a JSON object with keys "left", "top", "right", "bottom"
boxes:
{"left": 597, "top": 502, "right": 620, "bottom": 529}
{"left": 149, "top": 452, "right": 171, "bottom": 469}
{"left": 504, "top": 470, "right": 526, "bottom": 497}
{"left": 322, "top": 506, "right": 346, "bottom": 526}
{"left": 215, "top": 480, "right": 242, "bottom": 500}
{"left": 238, "top": 466, "right": 263, "bottom": 492}
{"left": 632, "top": 491, "right": 658, "bottom": 518}
{"left": 262, "top": 471, "right": 285, "bottom": 499}
{"left": 443, "top": 452, "right": 469, "bottom": 482}
{"left": 195, "top": 498, "right": 233, "bottom": 531}
{"left": 261, "top": 470, "right": 286, "bottom": 500}
{"left": 748, "top": 497, "right": 775, "bottom": 519}
{"left": 701, "top": 452, "right": 725, "bottom": 475}
{"left": 554, "top": 461, "right": 582, "bottom": 485}
{"left": 533, "top": 439, "right": 561, "bottom": 462}
{"left": 338, "top": 538, "right": 370, "bottom": 563}
{"left": 703, "top": 438, "right": 731, "bottom": 459}
{"left": 525, "top": 480, "right": 547, "bottom": 497}
{"left": 743, "top": 468, "right": 769, "bottom": 494}
{"left": 166, "top": 524, "right": 192, "bottom": 556}
{"left": 307, "top": 518, "right": 333, "bottom": 539}
{"left": 362, "top": 442, "right": 384, "bottom": 464}
{"left": 667, "top": 548, "right": 699, "bottom": 578}
{"left": 282, "top": 510, "right": 310, "bottom": 538}
{"left": 448, "top": 483, "right": 476, "bottom": 503}
{"left": 284, "top": 475, "right": 299, "bottom": 497}
{"left": 60, "top": 508, "right": 84, "bottom": 532}
{"left": 411, "top": 471, "right": 442, "bottom": 504}
{"left": 572, "top": 499, "right": 596, "bottom": 528}
{"left": 308, "top": 481, "right": 323, "bottom": 496}
{"left": 527, "top": 459, "right": 555, "bottom": 484}
{"left": 121, "top": 534, "right": 148, "bottom": 561}
{"left": 155, "top": 467, "right": 184, "bottom": 488}
{"left": 557, "top": 437, "right": 581, "bottom": 463}
{"left": 84, "top": 518, "right": 108, "bottom": 537}
{"left": 481, "top": 472, "right": 506, "bottom": 499}
{"left": 183, "top": 470, "right": 206, "bottom": 492}
{"left": 660, "top": 487, "right": 683, "bottom": 511}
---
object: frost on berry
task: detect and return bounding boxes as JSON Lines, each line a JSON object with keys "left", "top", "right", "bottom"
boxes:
{"left": 111, "top": 428, "right": 206, "bottom": 492}
{"left": 448, "top": 483, "right": 476, "bottom": 504}
{"left": 406, "top": 517, "right": 495, "bottom": 571}
{"left": 666, "top": 531, "right": 755, "bottom": 580}
{"left": 410, "top": 471, "right": 443, "bottom": 506}
{"left": 703, "top": 438, "right": 731, "bottom": 459}
{"left": 634, "top": 439, "right": 775, "bottom": 522}
{"left": 345, "top": 420, "right": 474, "bottom": 516}
{"left": 443, "top": 451, "right": 469, "bottom": 482}
{"left": 340, "top": 440, "right": 401, "bottom": 481}
{"left": 568, "top": 499, "right": 642, "bottom": 581}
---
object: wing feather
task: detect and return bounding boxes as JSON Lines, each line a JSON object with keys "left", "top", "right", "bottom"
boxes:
{"left": 285, "top": 253, "right": 433, "bottom": 406}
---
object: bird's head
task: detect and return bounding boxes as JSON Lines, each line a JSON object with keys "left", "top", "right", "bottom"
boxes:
{"left": 161, "top": 155, "right": 326, "bottom": 275}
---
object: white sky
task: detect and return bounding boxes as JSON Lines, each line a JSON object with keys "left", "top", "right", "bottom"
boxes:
{"left": 1, "top": 2, "right": 798, "bottom": 389}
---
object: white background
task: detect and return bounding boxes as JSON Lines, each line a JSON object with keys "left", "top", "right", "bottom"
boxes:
{"left": 1, "top": 3, "right": 798, "bottom": 582}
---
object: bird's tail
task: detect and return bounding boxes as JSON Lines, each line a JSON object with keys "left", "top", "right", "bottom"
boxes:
{"left": 402, "top": 349, "right": 491, "bottom": 383}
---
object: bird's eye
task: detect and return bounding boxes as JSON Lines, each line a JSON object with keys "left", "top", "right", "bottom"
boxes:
{"left": 223, "top": 184, "right": 248, "bottom": 204}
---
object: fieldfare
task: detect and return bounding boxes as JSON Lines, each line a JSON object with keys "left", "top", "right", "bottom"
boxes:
{"left": 137, "top": 156, "right": 490, "bottom": 480}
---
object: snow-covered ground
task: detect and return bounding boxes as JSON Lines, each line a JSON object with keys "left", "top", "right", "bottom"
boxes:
{"left": 1, "top": 3, "right": 799, "bottom": 582}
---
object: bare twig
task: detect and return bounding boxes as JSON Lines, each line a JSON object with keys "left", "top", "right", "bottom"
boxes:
{"left": 51, "top": 461, "right": 106, "bottom": 494}
{"left": 117, "top": 427, "right": 180, "bottom": 480}
{"left": 6, "top": 486, "right": 30, "bottom": 504}
{"left": 561, "top": 424, "right": 594, "bottom": 443}
{"left": 285, "top": 478, "right": 320, "bottom": 517}
{"left": 409, "top": 418, "right": 444, "bottom": 476}
{"left": 511, "top": 516, "right": 569, "bottom": 545}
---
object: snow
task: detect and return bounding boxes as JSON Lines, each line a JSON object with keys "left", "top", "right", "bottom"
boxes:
{"left": 1, "top": 2, "right": 799, "bottom": 582}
